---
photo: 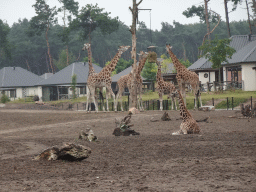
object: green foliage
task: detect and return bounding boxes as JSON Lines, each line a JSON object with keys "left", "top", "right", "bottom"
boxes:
{"left": 69, "top": 4, "right": 119, "bottom": 41}
{"left": 182, "top": 5, "right": 219, "bottom": 23}
{"left": 199, "top": 36, "right": 236, "bottom": 70}
{"left": 0, "top": 93, "right": 10, "bottom": 103}
{"left": 0, "top": 20, "right": 12, "bottom": 60}
{"left": 114, "top": 58, "right": 133, "bottom": 74}
{"left": 28, "top": 0, "right": 58, "bottom": 36}
{"left": 71, "top": 74, "right": 77, "bottom": 99}
{"left": 83, "top": 56, "right": 99, "bottom": 66}
{"left": 53, "top": 49, "right": 76, "bottom": 70}
{"left": 141, "top": 61, "right": 157, "bottom": 80}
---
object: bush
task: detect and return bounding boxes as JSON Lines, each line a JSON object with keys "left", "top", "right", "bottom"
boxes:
{"left": 1, "top": 94, "right": 10, "bottom": 103}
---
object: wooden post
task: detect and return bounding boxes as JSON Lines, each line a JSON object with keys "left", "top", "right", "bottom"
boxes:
{"left": 204, "top": 0, "right": 211, "bottom": 41}
{"left": 129, "top": 0, "right": 143, "bottom": 110}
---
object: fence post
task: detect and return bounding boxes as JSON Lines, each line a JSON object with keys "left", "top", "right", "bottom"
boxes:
{"left": 251, "top": 96, "right": 253, "bottom": 109}
{"left": 166, "top": 100, "right": 169, "bottom": 110}
{"left": 62, "top": 103, "right": 63, "bottom": 110}
{"left": 212, "top": 98, "right": 214, "bottom": 106}
{"left": 232, "top": 97, "right": 234, "bottom": 110}
{"left": 77, "top": 103, "right": 78, "bottom": 111}
{"left": 153, "top": 100, "right": 155, "bottom": 110}
{"left": 227, "top": 97, "right": 229, "bottom": 110}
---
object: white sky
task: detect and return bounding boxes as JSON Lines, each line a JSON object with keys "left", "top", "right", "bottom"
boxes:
{"left": 0, "top": 0, "right": 251, "bottom": 30}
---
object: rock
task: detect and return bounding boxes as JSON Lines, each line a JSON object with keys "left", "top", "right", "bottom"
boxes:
{"left": 161, "top": 112, "right": 171, "bottom": 121}
{"left": 33, "top": 143, "right": 91, "bottom": 161}
{"left": 199, "top": 106, "right": 215, "bottom": 111}
{"left": 0, "top": 104, "right": 6, "bottom": 108}
{"left": 129, "top": 107, "right": 139, "bottom": 114}
{"left": 113, "top": 128, "right": 140, "bottom": 136}
{"left": 79, "top": 128, "right": 97, "bottom": 142}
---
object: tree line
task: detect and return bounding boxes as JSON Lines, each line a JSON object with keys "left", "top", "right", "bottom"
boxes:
{"left": 0, "top": 0, "right": 255, "bottom": 76}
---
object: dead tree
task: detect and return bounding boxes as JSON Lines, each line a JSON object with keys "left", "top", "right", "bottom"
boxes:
{"left": 128, "top": 0, "right": 143, "bottom": 109}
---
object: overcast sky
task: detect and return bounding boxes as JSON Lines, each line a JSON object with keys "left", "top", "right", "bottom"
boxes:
{"left": 0, "top": 0, "right": 251, "bottom": 30}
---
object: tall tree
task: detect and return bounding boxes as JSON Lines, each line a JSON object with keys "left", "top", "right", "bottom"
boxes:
{"left": 199, "top": 36, "right": 236, "bottom": 83}
{"left": 129, "top": 0, "right": 143, "bottom": 109}
{"left": 69, "top": 4, "right": 119, "bottom": 42}
{"left": 57, "top": 0, "right": 79, "bottom": 66}
{"left": 224, "top": 0, "right": 231, "bottom": 37}
{"left": 28, "top": 0, "right": 58, "bottom": 73}
{"left": 0, "top": 19, "right": 12, "bottom": 62}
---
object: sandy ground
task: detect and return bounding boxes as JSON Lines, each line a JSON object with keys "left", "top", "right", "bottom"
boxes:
{"left": 0, "top": 104, "right": 255, "bottom": 191}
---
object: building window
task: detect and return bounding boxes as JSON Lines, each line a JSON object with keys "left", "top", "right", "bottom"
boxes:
{"left": 59, "top": 87, "right": 68, "bottom": 94}
{"left": 80, "top": 87, "right": 86, "bottom": 94}
{"left": 10, "top": 90, "right": 16, "bottom": 98}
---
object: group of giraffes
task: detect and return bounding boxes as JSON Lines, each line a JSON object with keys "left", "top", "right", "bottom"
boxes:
{"left": 82, "top": 43, "right": 201, "bottom": 134}
{"left": 82, "top": 43, "right": 202, "bottom": 112}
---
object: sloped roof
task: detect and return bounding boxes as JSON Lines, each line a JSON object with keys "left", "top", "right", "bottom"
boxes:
{"left": 225, "top": 39, "right": 256, "bottom": 64}
{"left": 189, "top": 35, "right": 256, "bottom": 70}
{"left": 37, "top": 62, "right": 102, "bottom": 86}
{"left": 0, "top": 67, "right": 43, "bottom": 88}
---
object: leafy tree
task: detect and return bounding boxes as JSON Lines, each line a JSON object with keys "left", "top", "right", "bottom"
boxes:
{"left": 69, "top": 4, "right": 119, "bottom": 41}
{"left": 53, "top": 49, "right": 76, "bottom": 70}
{"left": 83, "top": 56, "right": 99, "bottom": 66}
{"left": 114, "top": 58, "right": 133, "bottom": 74}
{"left": 199, "top": 36, "right": 236, "bottom": 82}
{"left": 28, "top": 0, "right": 58, "bottom": 73}
{"left": 0, "top": 20, "right": 12, "bottom": 61}
{"left": 57, "top": 0, "right": 79, "bottom": 66}
{"left": 141, "top": 61, "right": 157, "bottom": 80}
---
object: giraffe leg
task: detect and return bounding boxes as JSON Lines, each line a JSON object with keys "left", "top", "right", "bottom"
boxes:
{"left": 182, "top": 84, "right": 186, "bottom": 107}
{"left": 159, "top": 93, "right": 163, "bottom": 111}
{"left": 106, "top": 85, "right": 116, "bottom": 111}
{"left": 138, "top": 85, "right": 144, "bottom": 111}
{"left": 86, "top": 88, "right": 92, "bottom": 112}
{"left": 90, "top": 88, "right": 98, "bottom": 112}
{"left": 115, "top": 86, "right": 124, "bottom": 112}
{"left": 99, "top": 87, "right": 105, "bottom": 111}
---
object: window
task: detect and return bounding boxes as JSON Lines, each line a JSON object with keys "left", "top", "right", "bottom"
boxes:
{"left": 10, "top": 90, "right": 16, "bottom": 98}
{"left": 80, "top": 87, "right": 86, "bottom": 94}
{"left": 59, "top": 87, "right": 68, "bottom": 94}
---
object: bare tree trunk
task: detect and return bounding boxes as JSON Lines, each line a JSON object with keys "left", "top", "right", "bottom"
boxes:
{"left": 204, "top": 0, "right": 211, "bottom": 41}
{"left": 45, "top": 25, "right": 54, "bottom": 73}
{"left": 224, "top": 0, "right": 231, "bottom": 37}
{"left": 129, "top": 0, "right": 143, "bottom": 109}
{"left": 246, "top": 0, "right": 253, "bottom": 34}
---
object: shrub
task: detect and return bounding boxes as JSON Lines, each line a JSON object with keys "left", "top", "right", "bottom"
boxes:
{"left": 1, "top": 94, "right": 10, "bottom": 103}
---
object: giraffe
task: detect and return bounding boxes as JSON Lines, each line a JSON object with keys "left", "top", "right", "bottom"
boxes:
{"left": 86, "top": 45, "right": 130, "bottom": 112}
{"left": 171, "top": 90, "right": 200, "bottom": 135}
{"left": 115, "top": 51, "right": 149, "bottom": 111}
{"left": 155, "top": 60, "right": 177, "bottom": 111}
{"left": 82, "top": 43, "right": 105, "bottom": 111}
{"left": 166, "top": 44, "right": 202, "bottom": 109}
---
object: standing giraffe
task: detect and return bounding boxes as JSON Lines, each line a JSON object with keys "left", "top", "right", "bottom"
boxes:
{"left": 115, "top": 51, "right": 148, "bottom": 111}
{"left": 171, "top": 90, "right": 200, "bottom": 135}
{"left": 166, "top": 44, "right": 202, "bottom": 109}
{"left": 86, "top": 45, "right": 130, "bottom": 112}
{"left": 82, "top": 43, "right": 105, "bottom": 111}
{"left": 156, "top": 60, "right": 177, "bottom": 111}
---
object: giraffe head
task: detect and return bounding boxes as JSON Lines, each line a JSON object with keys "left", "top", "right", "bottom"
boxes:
{"left": 165, "top": 44, "right": 173, "bottom": 52}
{"left": 138, "top": 51, "right": 149, "bottom": 59}
{"left": 82, "top": 43, "right": 91, "bottom": 51}
{"left": 118, "top": 45, "right": 131, "bottom": 54}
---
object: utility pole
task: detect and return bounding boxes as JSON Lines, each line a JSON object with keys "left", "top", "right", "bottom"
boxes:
{"left": 129, "top": 0, "right": 143, "bottom": 110}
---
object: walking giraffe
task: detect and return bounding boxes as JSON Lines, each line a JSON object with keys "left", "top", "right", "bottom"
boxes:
{"left": 115, "top": 51, "right": 148, "bottom": 111}
{"left": 171, "top": 90, "right": 200, "bottom": 135}
{"left": 156, "top": 60, "right": 177, "bottom": 111}
{"left": 86, "top": 45, "right": 130, "bottom": 112}
{"left": 82, "top": 43, "right": 105, "bottom": 111}
{"left": 166, "top": 44, "right": 202, "bottom": 109}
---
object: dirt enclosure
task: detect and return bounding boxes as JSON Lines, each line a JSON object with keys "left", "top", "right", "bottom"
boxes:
{"left": 0, "top": 105, "right": 256, "bottom": 191}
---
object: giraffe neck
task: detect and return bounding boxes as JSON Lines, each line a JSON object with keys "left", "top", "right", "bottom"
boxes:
{"left": 137, "top": 57, "right": 148, "bottom": 75}
{"left": 177, "top": 91, "right": 192, "bottom": 120}
{"left": 87, "top": 47, "right": 95, "bottom": 75}
{"left": 156, "top": 62, "right": 163, "bottom": 82}
{"left": 101, "top": 51, "right": 122, "bottom": 74}
{"left": 167, "top": 48, "right": 185, "bottom": 73}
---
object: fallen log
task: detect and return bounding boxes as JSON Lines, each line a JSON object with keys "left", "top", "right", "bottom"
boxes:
{"left": 33, "top": 143, "right": 91, "bottom": 161}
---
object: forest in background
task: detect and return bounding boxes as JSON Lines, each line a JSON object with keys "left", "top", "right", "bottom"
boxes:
{"left": 0, "top": 1, "right": 255, "bottom": 76}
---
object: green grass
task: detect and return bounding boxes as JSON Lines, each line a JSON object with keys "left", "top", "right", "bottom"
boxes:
{"left": 8, "top": 90, "right": 256, "bottom": 110}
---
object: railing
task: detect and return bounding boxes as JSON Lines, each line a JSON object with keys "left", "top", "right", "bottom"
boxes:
{"left": 200, "top": 81, "right": 243, "bottom": 92}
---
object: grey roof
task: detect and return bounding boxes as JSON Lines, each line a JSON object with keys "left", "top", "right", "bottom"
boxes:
{"left": 162, "top": 62, "right": 175, "bottom": 74}
{"left": 0, "top": 67, "right": 43, "bottom": 88}
{"left": 189, "top": 35, "right": 256, "bottom": 70}
{"left": 40, "top": 73, "right": 53, "bottom": 79}
{"left": 224, "top": 39, "right": 256, "bottom": 65}
{"left": 37, "top": 62, "right": 102, "bottom": 86}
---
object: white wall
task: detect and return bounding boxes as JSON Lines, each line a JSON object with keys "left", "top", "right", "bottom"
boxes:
{"left": 242, "top": 64, "right": 256, "bottom": 91}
